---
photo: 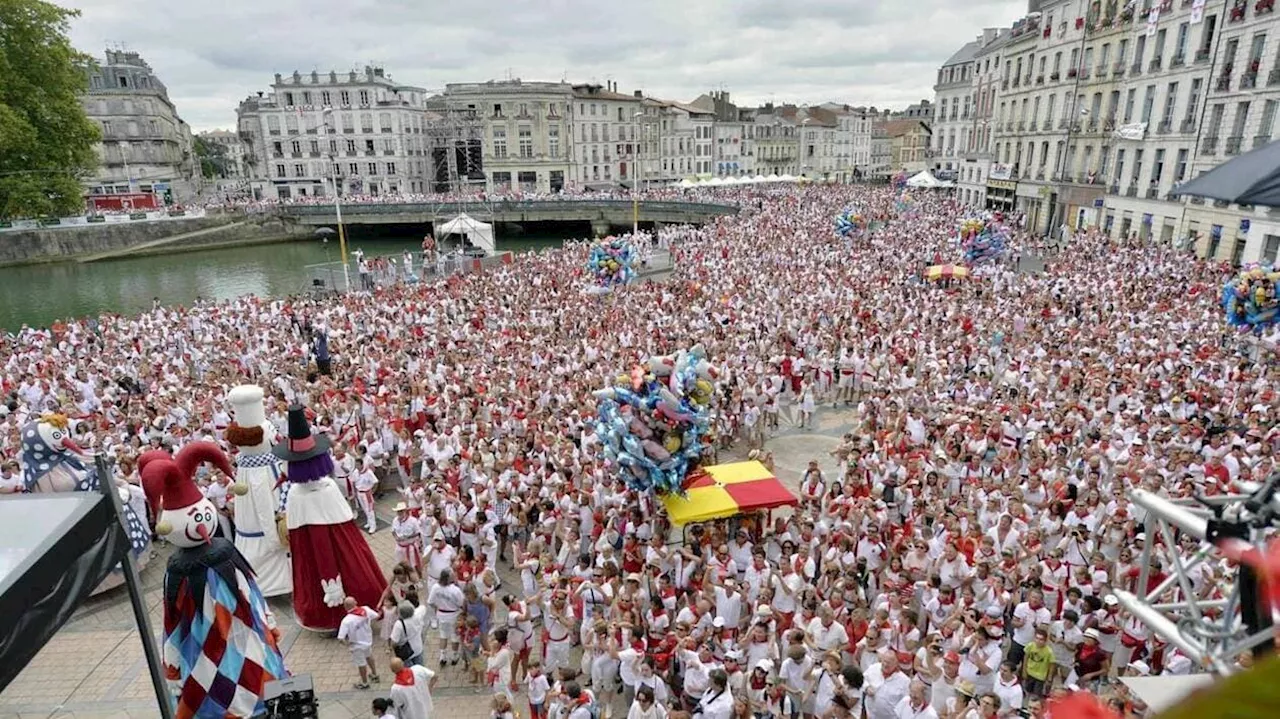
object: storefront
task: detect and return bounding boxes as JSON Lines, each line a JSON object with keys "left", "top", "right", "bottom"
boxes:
{"left": 985, "top": 179, "right": 1017, "bottom": 210}
{"left": 1059, "top": 185, "right": 1106, "bottom": 232}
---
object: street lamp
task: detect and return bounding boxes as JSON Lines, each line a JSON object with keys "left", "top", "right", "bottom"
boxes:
{"left": 632, "top": 111, "right": 645, "bottom": 236}
{"left": 321, "top": 108, "right": 351, "bottom": 293}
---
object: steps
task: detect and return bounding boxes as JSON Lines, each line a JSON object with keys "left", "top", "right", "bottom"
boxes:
{"left": 77, "top": 220, "right": 251, "bottom": 263}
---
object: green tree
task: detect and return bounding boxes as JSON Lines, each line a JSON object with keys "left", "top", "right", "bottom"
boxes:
{"left": 194, "top": 135, "right": 229, "bottom": 179}
{"left": 0, "top": 0, "right": 101, "bottom": 220}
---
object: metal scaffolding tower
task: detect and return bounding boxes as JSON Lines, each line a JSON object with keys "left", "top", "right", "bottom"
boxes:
{"left": 422, "top": 91, "right": 487, "bottom": 196}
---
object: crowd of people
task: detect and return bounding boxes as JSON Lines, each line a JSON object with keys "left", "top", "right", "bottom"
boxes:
{"left": 2, "top": 184, "right": 1277, "bottom": 719}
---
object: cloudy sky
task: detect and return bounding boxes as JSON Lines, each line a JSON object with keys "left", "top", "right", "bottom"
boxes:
{"left": 66, "top": 0, "right": 1026, "bottom": 132}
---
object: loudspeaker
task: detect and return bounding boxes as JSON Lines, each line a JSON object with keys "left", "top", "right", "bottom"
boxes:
{"left": 263, "top": 673, "right": 319, "bottom": 718}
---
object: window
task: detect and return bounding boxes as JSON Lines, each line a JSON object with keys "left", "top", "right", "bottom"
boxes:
{"left": 118, "top": 75, "right": 128, "bottom": 88}
{"left": 303, "top": 91, "right": 312, "bottom": 105}
{"left": 1161, "top": 83, "right": 1178, "bottom": 126}
{"left": 290, "top": 140, "right": 301, "bottom": 154}
{"left": 1153, "top": 29, "right": 1167, "bottom": 65}
{"left": 519, "top": 103, "right": 528, "bottom": 116}
{"left": 365, "top": 140, "right": 375, "bottom": 153}
{"left": 368, "top": 162, "right": 378, "bottom": 175}
{"left": 342, "top": 113, "right": 354, "bottom": 131}
{"left": 322, "top": 91, "right": 331, "bottom": 106}
{"left": 590, "top": 103, "right": 597, "bottom": 116}
{"left": 340, "top": 90, "right": 350, "bottom": 105}
{"left": 346, "top": 139, "right": 356, "bottom": 153}
{"left": 1174, "top": 22, "right": 1189, "bottom": 60}
{"left": 1232, "top": 101, "right": 1252, "bottom": 138}
{"left": 518, "top": 126, "right": 533, "bottom": 158}
{"left": 359, "top": 90, "right": 369, "bottom": 105}
{"left": 1131, "top": 149, "right": 1144, "bottom": 185}
{"left": 284, "top": 92, "right": 295, "bottom": 106}
{"left": 549, "top": 126, "right": 560, "bottom": 157}
{"left": 1264, "top": 235, "right": 1280, "bottom": 264}
{"left": 1133, "top": 35, "right": 1146, "bottom": 67}
{"left": 349, "top": 162, "right": 359, "bottom": 175}
{"left": 493, "top": 127, "right": 507, "bottom": 158}
{"left": 379, "top": 113, "right": 393, "bottom": 132}
{"left": 294, "top": 163, "right": 305, "bottom": 177}
{"left": 310, "top": 139, "right": 320, "bottom": 154}
{"left": 285, "top": 115, "right": 299, "bottom": 133}
{"left": 1175, "top": 148, "right": 1189, "bottom": 182}
{"left": 360, "top": 113, "right": 373, "bottom": 132}
{"left": 1114, "top": 149, "right": 1126, "bottom": 184}
{"left": 387, "top": 162, "right": 397, "bottom": 175}
{"left": 1117, "top": 39, "right": 1128, "bottom": 64}
{"left": 1186, "top": 79, "right": 1203, "bottom": 123}
{"left": 1152, "top": 149, "right": 1165, "bottom": 185}
{"left": 330, "top": 140, "right": 338, "bottom": 154}
{"left": 1260, "top": 100, "right": 1278, "bottom": 142}
{"left": 383, "top": 139, "right": 395, "bottom": 153}
{"left": 275, "top": 163, "right": 286, "bottom": 177}
{"left": 1123, "top": 89, "right": 1137, "bottom": 123}
{"left": 1201, "top": 15, "right": 1218, "bottom": 55}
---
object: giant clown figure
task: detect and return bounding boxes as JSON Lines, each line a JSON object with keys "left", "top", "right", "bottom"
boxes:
{"left": 225, "top": 384, "right": 292, "bottom": 597}
{"left": 18, "top": 413, "right": 151, "bottom": 592}
{"left": 139, "top": 442, "right": 288, "bottom": 719}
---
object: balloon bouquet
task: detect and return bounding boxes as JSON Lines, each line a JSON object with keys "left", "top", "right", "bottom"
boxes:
{"left": 833, "top": 209, "right": 867, "bottom": 239}
{"left": 891, "top": 171, "right": 909, "bottom": 190}
{"left": 960, "top": 214, "right": 1009, "bottom": 264}
{"left": 592, "top": 345, "right": 719, "bottom": 495}
{"left": 1222, "top": 264, "right": 1280, "bottom": 331}
{"left": 894, "top": 191, "right": 916, "bottom": 219}
{"left": 586, "top": 237, "right": 637, "bottom": 292}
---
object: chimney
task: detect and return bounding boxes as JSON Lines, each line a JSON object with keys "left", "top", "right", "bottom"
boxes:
{"left": 349, "top": 70, "right": 357, "bottom": 82}
{"left": 634, "top": 90, "right": 643, "bottom": 98}
{"left": 374, "top": 67, "right": 385, "bottom": 78}
{"left": 292, "top": 70, "right": 301, "bottom": 84}
{"left": 329, "top": 71, "right": 338, "bottom": 83}
{"left": 311, "top": 70, "right": 319, "bottom": 83}
{"left": 274, "top": 73, "right": 282, "bottom": 84}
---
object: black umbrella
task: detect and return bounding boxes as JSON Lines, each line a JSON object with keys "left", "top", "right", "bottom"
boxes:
{"left": 1168, "top": 138, "right": 1280, "bottom": 207}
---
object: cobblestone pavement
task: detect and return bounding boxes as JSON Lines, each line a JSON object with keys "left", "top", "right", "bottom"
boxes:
{"left": 0, "top": 400, "right": 855, "bottom": 719}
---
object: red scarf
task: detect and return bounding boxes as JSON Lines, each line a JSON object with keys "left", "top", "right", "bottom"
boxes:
{"left": 395, "top": 668, "right": 416, "bottom": 686}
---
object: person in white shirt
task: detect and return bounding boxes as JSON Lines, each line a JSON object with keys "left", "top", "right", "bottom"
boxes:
{"left": 1008, "top": 590, "right": 1051, "bottom": 667}
{"left": 863, "top": 650, "right": 911, "bottom": 719}
{"left": 388, "top": 601, "right": 428, "bottom": 666}
{"left": 388, "top": 657, "right": 437, "bottom": 719}
{"left": 697, "top": 669, "right": 735, "bottom": 719}
{"left": 806, "top": 606, "right": 850, "bottom": 658}
{"left": 426, "top": 569, "right": 466, "bottom": 665}
{"left": 353, "top": 462, "right": 378, "bottom": 534}
{"left": 337, "top": 597, "right": 382, "bottom": 689}
{"left": 893, "top": 679, "right": 938, "bottom": 719}
{"left": 991, "top": 662, "right": 1023, "bottom": 718}
{"left": 390, "top": 503, "right": 423, "bottom": 571}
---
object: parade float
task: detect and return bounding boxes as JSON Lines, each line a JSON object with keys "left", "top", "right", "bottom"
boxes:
{"left": 138, "top": 442, "right": 288, "bottom": 719}
{"left": 17, "top": 413, "right": 151, "bottom": 592}
{"left": 1223, "top": 264, "right": 1279, "bottom": 331}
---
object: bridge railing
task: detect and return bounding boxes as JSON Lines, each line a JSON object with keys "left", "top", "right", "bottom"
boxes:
{"left": 276, "top": 199, "right": 739, "bottom": 217}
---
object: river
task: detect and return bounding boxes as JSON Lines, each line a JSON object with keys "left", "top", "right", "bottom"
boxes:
{"left": 0, "top": 234, "right": 567, "bottom": 331}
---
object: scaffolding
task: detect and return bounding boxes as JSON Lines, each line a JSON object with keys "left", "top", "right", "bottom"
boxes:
{"left": 422, "top": 91, "right": 488, "bottom": 196}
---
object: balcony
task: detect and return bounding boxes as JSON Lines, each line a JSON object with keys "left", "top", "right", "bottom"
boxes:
{"left": 1109, "top": 182, "right": 1121, "bottom": 194}
{"left": 1215, "top": 74, "right": 1233, "bottom": 91}
{"left": 1104, "top": 116, "right": 1117, "bottom": 131}
{"left": 1051, "top": 71, "right": 1062, "bottom": 81}
{"left": 1180, "top": 118, "right": 1197, "bottom": 133}
{"left": 1226, "top": 136, "right": 1243, "bottom": 155}
{"left": 1067, "top": 68, "right": 1079, "bottom": 79}
{"left": 1260, "top": 0, "right": 1276, "bottom": 14}
{"left": 270, "top": 151, "right": 283, "bottom": 159}
{"left": 1203, "top": 135, "right": 1220, "bottom": 153}
{"left": 1036, "top": 169, "right": 1047, "bottom": 180}
{"left": 380, "top": 128, "right": 394, "bottom": 134}
{"left": 1270, "top": 68, "right": 1280, "bottom": 86}
{"left": 1080, "top": 68, "right": 1092, "bottom": 79}
{"left": 307, "top": 151, "right": 321, "bottom": 158}
{"left": 1042, "top": 120, "right": 1053, "bottom": 131}
{"left": 1112, "top": 61, "right": 1126, "bottom": 76}
{"left": 1130, "top": 62, "right": 1143, "bottom": 76}
{"left": 1171, "top": 53, "right": 1186, "bottom": 68}
{"left": 1036, "top": 75, "right": 1045, "bottom": 85}
{"left": 1157, "top": 120, "right": 1172, "bottom": 134}
{"left": 1087, "top": 119, "right": 1099, "bottom": 132}
{"left": 1230, "top": 0, "right": 1247, "bottom": 22}
{"left": 1195, "top": 48, "right": 1211, "bottom": 63}
{"left": 268, "top": 129, "right": 281, "bottom": 136}
{"left": 1024, "top": 75, "right": 1034, "bottom": 85}
{"left": 1254, "top": 134, "right": 1273, "bottom": 149}
{"left": 1125, "top": 185, "right": 1139, "bottom": 197}
{"left": 1146, "top": 187, "right": 1160, "bottom": 199}
{"left": 288, "top": 152, "right": 302, "bottom": 159}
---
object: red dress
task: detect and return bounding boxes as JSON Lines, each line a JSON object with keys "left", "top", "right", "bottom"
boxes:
{"left": 286, "top": 478, "right": 388, "bottom": 631}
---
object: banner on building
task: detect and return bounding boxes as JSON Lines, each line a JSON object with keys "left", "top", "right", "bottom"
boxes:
{"left": 989, "top": 163, "right": 1013, "bottom": 181}
{"left": 1146, "top": 8, "right": 1160, "bottom": 37}
{"left": 1191, "top": 0, "right": 1206, "bottom": 23}
{"left": 1142, "top": 213, "right": 1153, "bottom": 226}
{"left": 1211, "top": 224, "right": 1223, "bottom": 238}
{"left": 1241, "top": 218, "right": 1251, "bottom": 232}
{"left": 1114, "top": 123, "right": 1148, "bottom": 140}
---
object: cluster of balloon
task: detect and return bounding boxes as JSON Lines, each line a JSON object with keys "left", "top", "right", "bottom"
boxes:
{"left": 894, "top": 191, "right": 916, "bottom": 218}
{"left": 960, "top": 213, "right": 1009, "bottom": 264}
{"left": 1223, "top": 264, "right": 1280, "bottom": 330}
{"left": 592, "top": 345, "right": 719, "bottom": 495}
{"left": 588, "top": 237, "right": 636, "bottom": 288}
{"left": 833, "top": 209, "right": 867, "bottom": 239}
{"left": 891, "top": 171, "right": 909, "bottom": 190}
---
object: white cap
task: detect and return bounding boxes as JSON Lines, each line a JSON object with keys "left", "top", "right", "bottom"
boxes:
{"left": 1128, "top": 660, "right": 1151, "bottom": 675}
{"left": 713, "top": 616, "right": 726, "bottom": 628}
{"left": 227, "top": 385, "right": 267, "bottom": 428}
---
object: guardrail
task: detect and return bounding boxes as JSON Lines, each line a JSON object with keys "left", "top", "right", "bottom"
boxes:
{"left": 277, "top": 199, "right": 740, "bottom": 217}
{"left": 0, "top": 208, "right": 209, "bottom": 232}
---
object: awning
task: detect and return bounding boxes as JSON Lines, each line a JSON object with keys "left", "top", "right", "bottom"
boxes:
{"left": 1169, "top": 138, "right": 1280, "bottom": 207}
{"left": 662, "top": 461, "right": 798, "bottom": 525}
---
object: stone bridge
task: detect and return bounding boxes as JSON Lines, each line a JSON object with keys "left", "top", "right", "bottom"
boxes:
{"left": 274, "top": 199, "right": 739, "bottom": 237}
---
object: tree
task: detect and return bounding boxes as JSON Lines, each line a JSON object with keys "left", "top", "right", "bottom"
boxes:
{"left": 0, "top": 0, "right": 101, "bottom": 220}
{"left": 194, "top": 135, "right": 229, "bottom": 179}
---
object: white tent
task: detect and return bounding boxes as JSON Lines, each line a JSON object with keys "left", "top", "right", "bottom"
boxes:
{"left": 1120, "top": 675, "right": 1215, "bottom": 715}
{"left": 751, "top": 174, "right": 768, "bottom": 183}
{"left": 765, "top": 173, "right": 782, "bottom": 183}
{"left": 434, "top": 213, "right": 495, "bottom": 255}
{"left": 906, "top": 170, "right": 955, "bottom": 189}
{"left": 705, "top": 177, "right": 725, "bottom": 186}
{"left": 722, "top": 176, "right": 743, "bottom": 186}
{"left": 779, "top": 174, "right": 797, "bottom": 183}
{"left": 678, "top": 178, "right": 697, "bottom": 188}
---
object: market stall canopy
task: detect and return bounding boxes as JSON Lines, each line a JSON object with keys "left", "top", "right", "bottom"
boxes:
{"left": 1119, "top": 674, "right": 1216, "bottom": 715}
{"left": 662, "top": 461, "right": 798, "bottom": 525}
{"left": 705, "top": 177, "right": 725, "bottom": 186}
{"left": 765, "top": 174, "right": 782, "bottom": 183}
{"left": 751, "top": 175, "right": 768, "bottom": 183}
{"left": 779, "top": 174, "right": 797, "bottom": 182}
{"left": 0, "top": 494, "right": 132, "bottom": 691}
{"left": 925, "top": 263, "right": 971, "bottom": 280}
{"left": 678, "top": 178, "right": 697, "bottom": 188}
{"left": 434, "top": 213, "right": 495, "bottom": 255}
{"left": 1168, "top": 138, "right": 1280, "bottom": 207}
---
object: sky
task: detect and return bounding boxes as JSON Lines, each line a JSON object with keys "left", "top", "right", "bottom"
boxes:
{"left": 64, "top": 0, "right": 1028, "bottom": 133}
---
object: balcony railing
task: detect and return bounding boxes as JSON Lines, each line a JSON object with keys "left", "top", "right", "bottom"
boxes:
{"left": 1043, "top": 120, "right": 1053, "bottom": 131}
{"left": 1226, "top": 136, "right": 1243, "bottom": 154}
{"left": 1104, "top": 117, "right": 1117, "bottom": 131}
{"left": 1242, "top": 71, "right": 1259, "bottom": 89}
{"left": 1157, "top": 120, "right": 1172, "bottom": 134}
{"left": 1036, "top": 75, "right": 1045, "bottom": 85}
{"left": 1215, "top": 75, "right": 1232, "bottom": 91}
{"left": 1096, "top": 64, "right": 1108, "bottom": 77}
{"left": 1051, "top": 71, "right": 1062, "bottom": 81}
{"left": 1131, "top": 62, "right": 1143, "bottom": 75}
{"left": 1018, "top": 121, "right": 1027, "bottom": 131}
{"left": 1036, "top": 169, "right": 1046, "bottom": 180}
{"left": 1195, "top": 48, "right": 1211, "bottom": 63}
{"left": 1171, "top": 53, "right": 1186, "bottom": 68}
{"left": 1059, "top": 119, "right": 1070, "bottom": 129}
{"left": 1080, "top": 68, "right": 1092, "bottom": 79}
{"left": 1149, "top": 58, "right": 1163, "bottom": 72}
{"left": 1109, "top": 183, "right": 1121, "bottom": 194}
{"left": 1254, "top": 134, "right": 1273, "bottom": 149}
{"left": 1125, "top": 186, "right": 1139, "bottom": 197}
{"left": 1181, "top": 118, "right": 1197, "bottom": 133}
{"left": 1002, "top": 79, "right": 1010, "bottom": 90}
{"left": 1013, "top": 77, "right": 1021, "bottom": 88}
{"left": 1203, "top": 135, "right": 1220, "bottom": 153}
{"left": 1024, "top": 75, "right": 1034, "bottom": 85}
{"left": 1146, "top": 187, "right": 1160, "bottom": 199}
{"left": 1087, "top": 119, "right": 1099, "bottom": 132}
{"left": 1112, "top": 61, "right": 1126, "bottom": 76}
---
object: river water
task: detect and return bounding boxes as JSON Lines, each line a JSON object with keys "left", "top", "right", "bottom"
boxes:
{"left": 0, "top": 234, "right": 566, "bottom": 331}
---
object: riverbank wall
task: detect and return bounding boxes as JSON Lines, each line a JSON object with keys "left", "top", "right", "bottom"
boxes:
{"left": 0, "top": 214, "right": 310, "bottom": 267}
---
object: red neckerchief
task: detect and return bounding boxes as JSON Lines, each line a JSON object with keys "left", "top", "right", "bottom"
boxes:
{"left": 395, "top": 668, "right": 415, "bottom": 686}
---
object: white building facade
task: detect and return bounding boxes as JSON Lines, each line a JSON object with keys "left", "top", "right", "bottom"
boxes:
{"left": 958, "top": 31, "right": 1009, "bottom": 208}
{"left": 569, "top": 83, "right": 643, "bottom": 188}
{"left": 237, "top": 67, "right": 433, "bottom": 200}
{"left": 933, "top": 39, "right": 981, "bottom": 180}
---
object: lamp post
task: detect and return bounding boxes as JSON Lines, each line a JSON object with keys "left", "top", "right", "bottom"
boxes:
{"left": 321, "top": 108, "right": 351, "bottom": 293}
{"left": 632, "top": 111, "right": 645, "bottom": 236}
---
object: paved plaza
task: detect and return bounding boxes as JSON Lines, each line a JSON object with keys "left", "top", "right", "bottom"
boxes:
{"left": 0, "top": 401, "right": 852, "bottom": 719}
